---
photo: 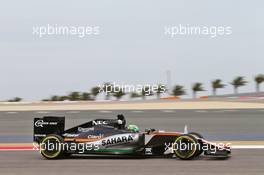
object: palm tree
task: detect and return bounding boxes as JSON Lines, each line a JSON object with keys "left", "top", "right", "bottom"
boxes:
{"left": 59, "top": 96, "right": 69, "bottom": 101}
{"left": 51, "top": 95, "right": 60, "bottom": 101}
{"left": 172, "top": 85, "right": 186, "bottom": 97}
{"left": 156, "top": 84, "right": 166, "bottom": 99}
{"left": 130, "top": 92, "right": 141, "bottom": 99}
{"left": 254, "top": 74, "right": 264, "bottom": 92}
{"left": 112, "top": 88, "right": 126, "bottom": 100}
{"left": 102, "top": 82, "right": 113, "bottom": 100}
{"left": 192, "top": 83, "right": 205, "bottom": 98}
{"left": 8, "top": 97, "right": 22, "bottom": 102}
{"left": 141, "top": 86, "right": 153, "bottom": 100}
{"left": 211, "top": 79, "right": 225, "bottom": 96}
{"left": 230, "top": 77, "right": 247, "bottom": 94}
{"left": 91, "top": 86, "right": 101, "bottom": 100}
{"left": 81, "top": 92, "right": 92, "bottom": 101}
{"left": 68, "top": 92, "right": 81, "bottom": 101}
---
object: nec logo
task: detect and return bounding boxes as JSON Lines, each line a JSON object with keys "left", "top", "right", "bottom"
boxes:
{"left": 92, "top": 120, "right": 108, "bottom": 125}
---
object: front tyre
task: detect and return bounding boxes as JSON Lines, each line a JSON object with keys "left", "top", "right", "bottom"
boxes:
{"left": 173, "top": 134, "right": 198, "bottom": 160}
{"left": 188, "top": 132, "right": 204, "bottom": 157}
{"left": 40, "top": 134, "right": 64, "bottom": 159}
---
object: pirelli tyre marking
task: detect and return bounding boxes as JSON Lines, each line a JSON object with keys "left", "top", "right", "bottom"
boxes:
{"left": 40, "top": 135, "right": 63, "bottom": 159}
{"left": 173, "top": 135, "right": 197, "bottom": 160}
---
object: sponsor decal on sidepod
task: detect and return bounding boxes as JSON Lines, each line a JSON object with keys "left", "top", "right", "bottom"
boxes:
{"left": 34, "top": 120, "right": 58, "bottom": 127}
{"left": 101, "top": 134, "right": 137, "bottom": 146}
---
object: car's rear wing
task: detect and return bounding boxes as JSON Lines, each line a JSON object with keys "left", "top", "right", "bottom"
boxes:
{"left": 33, "top": 116, "right": 65, "bottom": 143}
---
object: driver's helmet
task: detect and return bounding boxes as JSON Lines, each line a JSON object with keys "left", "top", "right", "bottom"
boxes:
{"left": 127, "top": 124, "right": 139, "bottom": 132}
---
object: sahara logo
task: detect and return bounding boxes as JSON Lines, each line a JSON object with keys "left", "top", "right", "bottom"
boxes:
{"left": 102, "top": 134, "right": 134, "bottom": 146}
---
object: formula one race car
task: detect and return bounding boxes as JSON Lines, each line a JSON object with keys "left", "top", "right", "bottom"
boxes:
{"left": 33, "top": 114, "right": 231, "bottom": 160}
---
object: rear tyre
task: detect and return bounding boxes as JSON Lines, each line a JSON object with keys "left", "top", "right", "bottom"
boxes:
{"left": 173, "top": 134, "right": 198, "bottom": 160}
{"left": 40, "top": 134, "right": 64, "bottom": 159}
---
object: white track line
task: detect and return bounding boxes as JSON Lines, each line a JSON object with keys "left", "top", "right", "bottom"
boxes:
{"left": 36, "top": 111, "right": 50, "bottom": 114}
{"left": 66, "top": 111, "right": 80, "bottom": 114}
{"left": 98, "top": 110, "right": 112, "bottom": 113}
{"left": 213, "top": 110, "right": 240, "bottom": 113}
{"left": 131, "top": 111, "right": 144, "bottom": 113}
{"left": 162, "top": 110, "right": 175, "bottom": 113}
{"left": 195, "top": 110, "right": 208, "bottom": 113}
{"left": 222, "top": 109, "right": 240, "bottom": 112}
{"left": 212, "top": 110, "right": 225, "bottom": 113}
{"left": 5, "top": 112, "right": 17, "bottom": 114}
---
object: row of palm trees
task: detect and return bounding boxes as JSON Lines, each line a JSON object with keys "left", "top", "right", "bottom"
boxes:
{"left": 5, "top": 74, "right": 263, "bottom": 102}
{"left": 42, "top": 74, "right": 264, "bottom": 101}
{"left": 42, "top": 84, "right": 164, "bottom": 101}
{"left": 42, "top": 90, "right": 99, "bottom": 101}
{"left": 174, "top": 75, "right": 264, "bottom": 98}
{"left": 7, "top": 97, "right": 22, "bottom": 102}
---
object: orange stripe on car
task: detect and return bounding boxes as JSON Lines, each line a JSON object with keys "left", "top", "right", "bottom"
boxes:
{"left": 64, "top": 138, "right": 102, "bottom": 142}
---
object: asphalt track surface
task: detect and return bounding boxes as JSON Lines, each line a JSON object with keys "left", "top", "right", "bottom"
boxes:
{"left": 0, "top": 109, "right": 264, "bottom": 174}
{"left": 0, "top": 150, "right": 263, "bottom": 175}
{"left": 0, "top": 109, "right": 264, "bottom": 142}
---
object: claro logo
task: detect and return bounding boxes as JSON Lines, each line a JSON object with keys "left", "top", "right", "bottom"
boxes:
{"left": 34, "top": 120, "right": 58, "bottom": 127}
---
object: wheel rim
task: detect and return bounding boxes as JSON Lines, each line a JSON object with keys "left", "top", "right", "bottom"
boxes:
{"left": 41, "top": 136, "right": 62, "bottom": 159}
{"left": 174, "top": 136, "right": 197, "bottom": 159}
